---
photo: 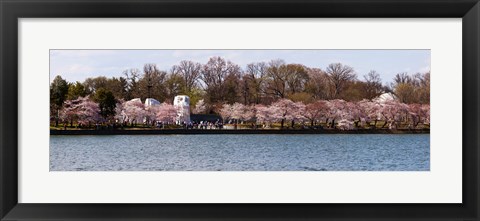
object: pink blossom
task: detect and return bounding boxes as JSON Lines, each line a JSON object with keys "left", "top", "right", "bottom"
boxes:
{"left": 156, "top": 103, "right": 177, "bottom": 123}
{"left": 304, "top": 100, "right": 329, "bottom": 126}
{"left": 63, "top": 96, "right": 102, "bottom": 125}
{"left": 408, "top": 103, "right": 430, "bottom": 128}
{"left": 218, "top": 104, "right": 233, "bottom": 122}
{"left": 122, "top": 98, "right": 147, "bottom": 124}
{"left": 192, "top": 99, "right": 207, "bottom": 114}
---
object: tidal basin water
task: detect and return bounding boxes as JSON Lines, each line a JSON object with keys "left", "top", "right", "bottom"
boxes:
{"left": 50, "top": 134, "right": 429, "bottom": 171}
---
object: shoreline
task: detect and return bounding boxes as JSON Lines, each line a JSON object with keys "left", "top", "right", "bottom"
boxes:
{"left": 50, "top": 129, "right": 430, "bottom": 135}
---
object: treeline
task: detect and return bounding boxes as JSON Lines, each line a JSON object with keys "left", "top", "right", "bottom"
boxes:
{"left": 51, "top": 56, "right": 430, "bottom": 125}
{"left": 217, "top": 99, "right": 429, "bottom": 130}
{"left": 56, "top": 96, "right": 430, "bottom": 131}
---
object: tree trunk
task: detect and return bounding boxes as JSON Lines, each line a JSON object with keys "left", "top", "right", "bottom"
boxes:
{"left": 414, "top": 118, "right": 420, "bottom": 128}
{"left": 281, "top": 119, "right": 285, "bottom": 129}
{"left": 381, "top": 121, "right": 388, "bottom": 128}
{"left": 311, "top": 120, "right": 314, "bottom": 127}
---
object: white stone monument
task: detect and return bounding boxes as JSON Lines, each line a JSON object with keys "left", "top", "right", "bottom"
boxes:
{"left": 173, "top": 95, "right": 191, "bottom": 124}
{"left": 373, "top": 92, "right": 397, "bottom": 103}
{"left": 144, "top": 98, "right": 161, "bottom": 107}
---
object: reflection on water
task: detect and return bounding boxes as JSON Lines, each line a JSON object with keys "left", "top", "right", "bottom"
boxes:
{"left": 50, "top": 134, "right": 429, "bottom": 171}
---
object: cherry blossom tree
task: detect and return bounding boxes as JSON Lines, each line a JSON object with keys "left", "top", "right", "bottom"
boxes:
{"left": 358, "top": 100, "right": 380, "bottom": 128}
{"left": 144, "top": 105, "right": 158, "bottom": 126}
{"left": 242, "top": 105, "right": 256, "bottom": 123}
{"left": 231, "top": 103, "right": 246, "bottom": 123}
{"left": 291, "top": 102, "right": 307, "bottom": 127}
{"left": 325, "top": 99, "right": 348, "bottom": 128}
{"left": 348, "top": 100, "right": 369, "bottom": 128}
{"left": 122, "top": 98, "right": 146, "bottom": 126}
{"left": 393, "top": 102, "right": 409, "bottom": 129}
{"left": 375, "top": 101, "right": 391, "bottom": 128}
{"left": 422, "top": 104, "right": 430, "bottom": 125}
{"left": 377, "top": 100, "right": 408, "bottom": 129}
{"left": 192, "top": 99, "right": 207, "bottom": 114}
{"left": 408, "top": 103, "right": 430, "bottom": 128}
{"left": 255, "top": 104, "right": 278, "bottom": 128}
{"left": 218, "top": 104, "right": 233, "bottom": 123}
{"left": 304, "top": 100, "right": 329, "bottom": 127}
{"left": 61, "top": 96, "right": 102, "bottom": 127}
{"left": 217, "top": 102, "right": 255, "bottom": 126}
{"left": 223, "top": 102, "right": 255, "bottom": 124}
{"left": 270, "top": 98, "right": 298, "bottom": 129}
{"left": 60, "top": 98, "right": 81, "bottom": 127}
{"left": 58, "top": 89, "right": 429, "bottom": 131}
{"left": 79, "top": 99, "right": 102, "bottom": 126}
{"left": 335, "top": 100, "right": 356, "bottom": 130}
{"left": 114, "top": 100, "right": 127, "bottom": 125}
{"left": 156, "top": 103, "right": 177, "bottom": 124}
{"left": 75, "top": 96, "right": 102, "bottom": 126}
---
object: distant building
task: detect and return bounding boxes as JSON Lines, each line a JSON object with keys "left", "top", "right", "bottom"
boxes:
{"left": 173, "top": 95, "right": 190, "bottom": 124}
{"left": 373, "top": 92, "right": 397, "bottom": 103}
{"left": 144, "top": 98, "right": 160, "bottom": 107}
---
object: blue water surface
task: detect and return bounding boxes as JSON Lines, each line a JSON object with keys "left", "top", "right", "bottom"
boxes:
{"left": 50, "top": 134, "right": 429, "bottom": 171}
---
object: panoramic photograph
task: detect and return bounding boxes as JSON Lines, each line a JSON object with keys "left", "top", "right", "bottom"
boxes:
{"left": 50, "top": 49, "right": 430, "bottom": 171}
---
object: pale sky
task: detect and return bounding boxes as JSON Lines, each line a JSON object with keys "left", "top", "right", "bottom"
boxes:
{"left": 50, "top": 49, "right": 430, "bottom": 84}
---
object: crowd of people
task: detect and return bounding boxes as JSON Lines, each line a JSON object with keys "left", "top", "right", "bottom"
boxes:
{"left": 187, "top": 120, "right": 224, "bottom": 130}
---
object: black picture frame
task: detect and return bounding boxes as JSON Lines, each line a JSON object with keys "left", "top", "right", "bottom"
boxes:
{"left": 1, "top": 0, "right": 479, "bottom": 220}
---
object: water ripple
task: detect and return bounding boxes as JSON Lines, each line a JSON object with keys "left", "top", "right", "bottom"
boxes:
{"left": 50, "top": 134, "right": 430, "bottom": 171}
